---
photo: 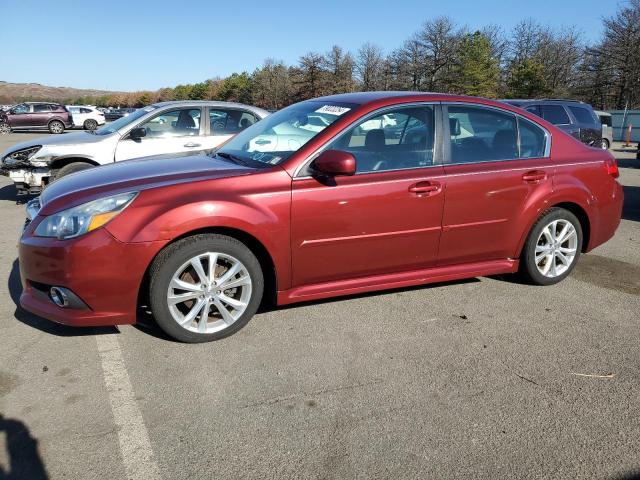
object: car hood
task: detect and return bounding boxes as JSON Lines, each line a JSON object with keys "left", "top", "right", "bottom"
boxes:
{"left": 3, "top": 131, "right": 112, "bottom": 156}
{"left": 38, "top": 152, "right": 256, "bottom": 215}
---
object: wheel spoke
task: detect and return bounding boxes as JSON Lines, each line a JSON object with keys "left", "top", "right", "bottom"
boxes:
{"left": 220, "top": 275, "right": 251, "bottom": 290}
{"left": 208, "top": 253, "right": 218, "bottom": 284}
{"left": 213, "top": 298, "right": 235, "bottom": 325}
{"left": 197, "top": 299, "right": 211, "bottom": 333}
{"left": 168, "top": 291, "right": 201, "bottom": 305}
{"left": 556, "top": 251, "right": 570, "bottom": 266}
{"left": 218, "top": 294, "right": 246, "bottom": 310}
{"left": 559, "top": 246, "right": 576, "bottom": 254}
{"left": 541, "top": 254, "right": 553, "bottom": 275}
{"left": 217, "top": 262, "right": 241, "bottom": 286}
{"left": 541, "top": 226, "right": 554, "bottom": 245}
{"left": 190, "top": 257, "right": 209, "bottom": 284}
{"left": 555, "top": 223, "right": 570, "bottom": 243}
{"left": 180, "top": 298, "right": 206, "bottom": 326}
{"left": 170, "top": 278, "right": 201, "bottom": 292}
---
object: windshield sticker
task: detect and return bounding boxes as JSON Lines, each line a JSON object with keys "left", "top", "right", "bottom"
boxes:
{"left": 315, "top": 105, "right": 351, "bottom": 116}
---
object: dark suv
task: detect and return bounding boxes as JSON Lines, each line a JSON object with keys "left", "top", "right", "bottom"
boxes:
{"left": 502, "top": 99, "right": 602, "bottom": 147}
{"left": 0, "top": 102, "right": 74, "bottom": 134}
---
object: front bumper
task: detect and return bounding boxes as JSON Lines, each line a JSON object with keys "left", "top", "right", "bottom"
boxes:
{"left": 19, "top": 226, "right": 166, "bottom": 327}
{"left": 6, "top": 168, "right": 50, "bottom": 193}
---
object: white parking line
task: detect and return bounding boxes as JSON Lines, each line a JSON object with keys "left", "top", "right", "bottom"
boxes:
{"left": 96, "top": 334, "right": 161, "bottom": 480}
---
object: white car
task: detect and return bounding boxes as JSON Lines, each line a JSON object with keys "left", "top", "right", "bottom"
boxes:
{"left": 66, "top": 105, "right": 106, "bottom": 131}
{"left": 1, "top": 101, "right": 269, "bottom": 194}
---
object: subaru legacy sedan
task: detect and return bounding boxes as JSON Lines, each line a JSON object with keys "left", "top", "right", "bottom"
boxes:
{"left": 19, "top": 92, "right": 623, "bottom": 342}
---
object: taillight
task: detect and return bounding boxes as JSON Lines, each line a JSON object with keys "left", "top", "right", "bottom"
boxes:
{"left": 604, "top": 158, "right": 619, "bottom": 178}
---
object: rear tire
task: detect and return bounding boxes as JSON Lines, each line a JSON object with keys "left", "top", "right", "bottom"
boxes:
{"left": 48, "top": 120, "right": 64, "bottom": 134}
{"left": 84, "top": 119, "right": 98, "bottom": 130}
{"left": 601, "top": 138, "right": 610, "bottom": 150}
{"left": 519, "top": 208, "right": 583, "bottom": 286}
{"left": 52, "top": 162, "right": 93, "bottom": 181}
{"left": 149, "top": 234, "right": 264, "bottom": 343}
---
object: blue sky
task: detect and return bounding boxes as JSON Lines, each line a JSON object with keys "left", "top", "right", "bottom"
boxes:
{"left": 0, "top": 0, "right": 619, "bottom": 92}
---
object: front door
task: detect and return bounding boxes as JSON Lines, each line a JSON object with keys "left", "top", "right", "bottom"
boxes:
{"left": 8, "top": 104, "right": 32, "bottom": 128}
{"left": 439, "top": 104, "right": 553, "bottom": 265}
{"left": 291, "top": 105, "right": 445, "bottom": 286}
{"left": 114, "top": 107, "right": 204, "bottom": 161}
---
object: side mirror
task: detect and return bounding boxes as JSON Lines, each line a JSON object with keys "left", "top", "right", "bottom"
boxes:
{"left": 312, "top": 150, "right": 356, "bottom": 177}
{"left": 129, "top": 127, "right": 146, "bottom": 140}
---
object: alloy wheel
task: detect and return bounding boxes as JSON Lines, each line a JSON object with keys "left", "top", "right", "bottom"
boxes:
{"left": 167, "top": 252, "right": 252, "bottom": 334}
{"left": 0, "top": 123, "right": 10, "bottom": 134}
{"left": 534, "top": 219, "right": 578, "bottom": 278}
{"left": 50, "top": 122, "right": 63, "bottom": 134}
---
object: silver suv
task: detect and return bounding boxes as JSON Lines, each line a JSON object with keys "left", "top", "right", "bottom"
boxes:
{"left": 0, "top": 101, "right": 269, "bottom": 194}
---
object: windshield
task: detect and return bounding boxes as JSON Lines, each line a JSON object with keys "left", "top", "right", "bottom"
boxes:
{"left": 93, "top": 106, "right": 157, "bottom": 136}
{"left": 216, "top": 101, "right": 357, "bottom": 165}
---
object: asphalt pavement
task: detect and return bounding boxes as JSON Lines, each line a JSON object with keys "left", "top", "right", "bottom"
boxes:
{"left": 0, "top": 131, "right": 639, "bottom": 479}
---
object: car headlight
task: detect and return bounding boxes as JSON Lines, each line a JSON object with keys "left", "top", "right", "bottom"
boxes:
{"left": 34, "top": 192, "right": 137, "bottom": 240}
{"left": 4, "top": 146, "right": 42, "bottom": 166}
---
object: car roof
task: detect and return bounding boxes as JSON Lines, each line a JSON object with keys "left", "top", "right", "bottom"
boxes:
{"left": 151, "top": 100, "right": 270, "bottom": 116}
{"left": 501, "top": 98, "right": 589, "bottom": 106}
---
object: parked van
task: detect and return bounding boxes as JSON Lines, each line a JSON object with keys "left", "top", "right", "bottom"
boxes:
{"left": 595, "top": 110, "right": 613, "bottom": 149}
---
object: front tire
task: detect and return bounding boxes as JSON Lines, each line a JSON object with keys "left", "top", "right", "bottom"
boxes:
{"left": 48, "top": 120, "right": 64, "bottom": 134}
{"left": 0, "top": 122, "right": 10, "bottom": 135}
{"left": 520, "top": 208, "right": 583, "bottom": 286}
{"left": 84, "top": 119, "right": 98, "bottom": 130}
{"left": 149, "top": 234, "right": 264, "bottom": 343}
{"left": 52, "top": 162, "right": 93, "bottom": 181}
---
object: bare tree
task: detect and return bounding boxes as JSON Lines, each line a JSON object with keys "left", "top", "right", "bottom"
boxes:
{"left": 323, "top": 45, "right": 355, "bottom": 94}
{"left": 355, "top": 43, "right": 385, "bottom": 91}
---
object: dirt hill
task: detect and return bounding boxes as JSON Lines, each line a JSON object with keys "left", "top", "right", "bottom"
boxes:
{"left": 0, "top": 81, "right": 126, "bottom": 103}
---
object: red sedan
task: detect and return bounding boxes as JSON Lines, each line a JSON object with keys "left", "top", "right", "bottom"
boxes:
{"left": 18, "top": 92, "right": 623, "bottom": 342}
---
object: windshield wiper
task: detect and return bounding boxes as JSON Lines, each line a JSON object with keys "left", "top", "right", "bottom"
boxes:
{"left": 216, "top": 151, "right": 250, "bottom": 166}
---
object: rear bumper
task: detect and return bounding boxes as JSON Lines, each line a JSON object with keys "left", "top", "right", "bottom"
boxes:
{"left": 19, "top": 227, "right": 166, "bottom": 327}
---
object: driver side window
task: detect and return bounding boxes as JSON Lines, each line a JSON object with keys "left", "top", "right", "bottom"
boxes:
{"left": 12, "top": 104, "right": 29, "bottom": 114}
{"left": 139, "top": 108, "right": 201, "bottom": 138}
{"left": 327, "top": 106, "right": 435, "bottom": 174}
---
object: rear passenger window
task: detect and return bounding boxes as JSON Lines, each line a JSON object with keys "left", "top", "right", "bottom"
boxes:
{"left": 33, "top": 104, "right": 51, "bottom": 112}
{"left": 210, "top": 110, "right": 259, "bottom": 135}
{"left": 329, "top": 106, "right": 435, "bottom": 173}
{"left": 568, "top": 106, "right": 595, "bottom": 124}
{"left": 542, "top": 105, "right": 570, "bottom": 125}
{"left": 519, "top": 118, "right": 546, "bottom": 159}
{"left": 448, "top": 106, "right": 518, "bottom": 163}
{"left": 525, "top": 105, "right": 542, "bottom": 117}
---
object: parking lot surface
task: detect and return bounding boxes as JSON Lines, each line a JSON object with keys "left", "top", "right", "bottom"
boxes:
{"left": 0, "top": 132, "right": 639, "bottom": 479}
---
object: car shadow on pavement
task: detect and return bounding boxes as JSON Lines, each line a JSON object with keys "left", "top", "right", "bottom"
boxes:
{"left": 0, "top": 414, "right": 49, "bottom": 480}
{"left": 8, "top": 259, "right": 119, "bottom": 337}
{"left": 623, "top": 185, "right": 640, "bottom": 222}
{"left": 0, "top": 184, "right": 34, "bottom": 204}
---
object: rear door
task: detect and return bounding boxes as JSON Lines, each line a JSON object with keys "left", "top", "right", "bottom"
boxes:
{"left": 31, "top": 103, "right": 53, "bottom": 127}
{"left": 439, "top": 104, "right": 553, "bottom": 265}
{"left": 114, "top": 107, "right": 204, "bottom": 161}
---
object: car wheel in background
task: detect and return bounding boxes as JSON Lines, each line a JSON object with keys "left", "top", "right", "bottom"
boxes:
{"left": 84, "top": 119, "right": 98, "bottom": 131}
{"left": 0, "top": 122, "right": 10, "bottom": 135}
{"left": 520, "top": 208, "right": 583, "bottom": 286}
{"left": 48, "top": 120, "right": 65, "bottom": 134}
{"left": 601, "top": 138, "right": 610, "bottom": 150}
{"left": 52, "top": 162, "right": 94, "bottom": 181}
{"left": 149, "top": 234, "right": 264, "bottom": 343}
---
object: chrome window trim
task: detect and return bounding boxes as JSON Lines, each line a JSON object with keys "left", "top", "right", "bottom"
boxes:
{"left": 443, "top": 102, "right": 551, "bottom": 166}
{"left": 293, "top": 102, "right": 441, "bottom": 179}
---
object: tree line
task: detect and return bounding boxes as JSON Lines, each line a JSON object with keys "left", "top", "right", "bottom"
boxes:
{"left": 64, "top": 0, "right": 640, "bottom": 111}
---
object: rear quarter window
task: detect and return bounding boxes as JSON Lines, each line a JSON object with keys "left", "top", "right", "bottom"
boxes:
{"left": 568, "top": 106, "right": 597, "bottom": 125}
{"left": 542, "top": 105, "right": 571, "bottom": 125}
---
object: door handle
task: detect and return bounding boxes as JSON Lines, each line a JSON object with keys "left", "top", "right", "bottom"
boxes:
{"left": 184, "top": 142, "right": 201, "bottom": 148}
{"left": 522, "top": 171, "right": 547, "bottom": 183}
{"left": 408, "top": 181, "right": 441, "bottom": 196}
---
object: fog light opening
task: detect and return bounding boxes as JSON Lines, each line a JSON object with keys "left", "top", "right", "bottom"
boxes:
{"left": 50, "top": 287, "right": 69, "bottom": 308}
